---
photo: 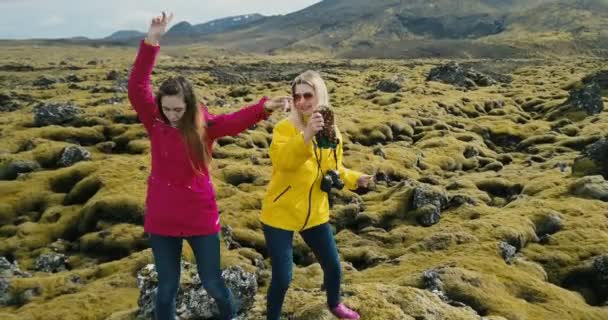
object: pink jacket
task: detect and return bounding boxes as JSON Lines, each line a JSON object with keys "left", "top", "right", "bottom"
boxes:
{"left": 128, "top": 40, "right": 269, "bottom": 236}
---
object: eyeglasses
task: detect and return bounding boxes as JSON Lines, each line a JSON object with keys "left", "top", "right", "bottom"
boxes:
{"left": 293, "top": 92, "right": 314, "bottom": 101}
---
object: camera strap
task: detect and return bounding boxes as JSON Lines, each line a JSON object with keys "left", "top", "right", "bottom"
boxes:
{"left": 301, "top": 140, "right": 322, "bottom": 231}
{"left": 332, "top": 138, "right": 341, "bottom": 171}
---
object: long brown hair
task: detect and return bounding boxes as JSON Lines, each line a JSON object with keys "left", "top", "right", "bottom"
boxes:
{"left": 155, "top": 76, "right": 210, "bottom": 175}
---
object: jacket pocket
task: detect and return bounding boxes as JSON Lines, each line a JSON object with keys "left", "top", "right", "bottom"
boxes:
{"left": 273, "top": 185, "right": 292, "bottom": 202}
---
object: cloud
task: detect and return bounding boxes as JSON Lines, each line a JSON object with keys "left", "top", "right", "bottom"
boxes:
{"left": 40, "top": 15, "right": 66, "bottom": 27}
{"left": 0, "top": 0, "right": 321, "bottom": 39}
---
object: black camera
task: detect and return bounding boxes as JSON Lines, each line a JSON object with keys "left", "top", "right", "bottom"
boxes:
{"left": 321, "top": 169, "right": 344, "bottom": 193}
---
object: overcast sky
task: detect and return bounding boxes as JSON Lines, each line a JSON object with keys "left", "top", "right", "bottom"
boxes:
{"left": 0, "top": 0, "right": 321, "bottom": 39}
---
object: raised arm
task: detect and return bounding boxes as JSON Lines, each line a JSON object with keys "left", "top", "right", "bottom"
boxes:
{"left": 204, "top": 96, "right": 291, "bottom": 141}
{"left": 127, "top": 12, "right": 173, "bottom": 131}
{"left": 204, "top": 98, "right": 268, "bottom": 141}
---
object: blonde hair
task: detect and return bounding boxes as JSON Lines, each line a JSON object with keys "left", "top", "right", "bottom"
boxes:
{"left": 290, "top": 70, "right": 330, "bottom": 127}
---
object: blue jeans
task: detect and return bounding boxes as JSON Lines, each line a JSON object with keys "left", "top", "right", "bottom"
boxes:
{"left": 263, "top": 223, "right": 342, "bottom": 320}
{"left": 149, "top": 233, "right": 235, "bottom": 320}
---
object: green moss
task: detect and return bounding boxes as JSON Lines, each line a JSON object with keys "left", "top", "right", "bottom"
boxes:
{"left": 350, "top": 123, "right": 393, "bottom": 146}
{"left": 250, "top": 131, "right": 270, "bottom": 148}
{"left": 79, "top": 196, "right": 144, "bottom": 233}
{"left": 79, "top": 224, "right": 147, "bottom": 259}
{"left": 49, "top": 163, "right": 96, "bottom": 193}
{"left": 1, "top": 45, "right": 608, "bottom": 320}
{"left": 125, "top": 139, "right": 150, "bottom": 154}
{"left": 31, "top": 142, "right": 68, "bottom": 168}
{"left": 572, "top": 157, "right": 600, "bottom": 177}
{"left": 111, "top": 127, "right": 148, "bottom": 152}
{"left": 222, "top": 165, "right": 262, "bottom": 186}
{"left": 38, "top": 126, "right": 106, "bottom": 146}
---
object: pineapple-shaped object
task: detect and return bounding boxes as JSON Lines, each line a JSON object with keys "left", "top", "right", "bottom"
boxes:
{"left": 315, "top": 105, "right": 338, "bottom": 149}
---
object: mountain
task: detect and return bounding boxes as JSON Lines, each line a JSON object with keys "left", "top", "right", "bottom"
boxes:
{"left": 73, "top": 0, "right": 608, "bottom": 58}
{"left": 106, "top": 14, "right": 266, "bottom": 42}
{"left": 104, "top": 30, "right": 146, "bottom": 41}
{"left": 192, "top": 13, "right": 265, "bottom": 34}
{"left": 155, "top": 0, "right": 605, "bottom": 58}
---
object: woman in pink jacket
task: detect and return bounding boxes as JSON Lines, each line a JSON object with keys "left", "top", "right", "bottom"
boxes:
{"left": 128, "top": 12, "right": 289, "bottom": 320}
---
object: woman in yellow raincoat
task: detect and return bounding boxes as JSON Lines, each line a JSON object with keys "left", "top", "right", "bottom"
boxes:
{"left": 260, "top": 70, "right": 372, "bottom": 320}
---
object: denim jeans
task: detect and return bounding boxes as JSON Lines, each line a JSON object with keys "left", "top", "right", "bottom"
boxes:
{"left": 263, "top": 223, "right": 342, "bottom": 320}
{"left": 149, "top": 232, "right": 235, "bottom": 320}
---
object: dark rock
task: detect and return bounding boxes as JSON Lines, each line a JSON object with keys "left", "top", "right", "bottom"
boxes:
{"left": 573, "top": 138, "right": 608, "bottom": 179}
{"left": 411, "top": 184, "right": 448, "bottom": 211}
{"left": 33, "top": 75, "right": 58, "bottom": 87}
{"left": 0, "top": 257, "right": 32, "bottom": 306}
{"left": 34, "top": 253, "right": 67, "bottom": 273}
{"left": 422, "top": 268, "right": 466, "bottom": 307}
{"left": 65, "top": 74, "right": 84, "bottom": 82}
{"left": 463, "top": 145, "right": 478, "bottom": 158}
{"left": 563, "top": 82, "right": 604, "bottom": 116}
{"left": 411, "top": 184, "right": 448, "bottom": 227}
{"left": 96, "top": 141, "right": 116, "bottom": 153}
{"left": 376, "top": 75, "right": 406, "bottom": 93}
{"left": 57, "top": 146, "right": 91, "bottom": 167}
{"left": 0, "top": 257, "right": 31, "bottom": 278}
{"left": 221, "top": 225, "right": 241, "bottom": 250}
{"left": 106, "top": 70, "right": 120, "bottom": 80}
{"left": 582, "top": 70, "right": 608, "bottom": 90}
{"left": 534, "top": 212, "right": 564, "bottom": 238}
{"left": 136, "top": 262, "right": 257, "bottom": 319}
{"left": 0, "top": 160, "right": 41, "bottom": 180}
{"left": 571, "top": 175, "right": 608, "bottom": 202}
{"left": 427, "top": 62, "right": 507, "bottom": 89}
{"left": 416, "top": 204, "right": 441, "bottom": 227}
{"left": 562, "top": 255, "right": 608, "bottom": 306}
{"left": 210, "top": 69, "right": 248, "bottom": 85}
{"left": 593, "top": 255, "right": 608, "bottom": 283}
{"left": 499, "top": 241, "right": 517, "bottom": 263}
{"left": 33, "top": 102, "right": 80, "bottom": 126}
{"left": 0, "top": 64, "right": 34, "bottom": 72}
{"left": 0, "top": 93, "right": 21, "bottom": 112}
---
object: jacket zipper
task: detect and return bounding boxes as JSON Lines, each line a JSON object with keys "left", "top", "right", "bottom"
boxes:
{"left": 301, "top": 159, "right": 321, "bottom": 231}
{"left": 273, "top": 185, "right": 292, "bottom": 202}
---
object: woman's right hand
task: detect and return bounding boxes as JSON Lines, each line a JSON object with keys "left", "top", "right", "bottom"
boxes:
{"left": 146, "top": 12, "right": 173, "bottom": 45}
{"left": 303, "top": 112, "right": 324, "bottom": 143}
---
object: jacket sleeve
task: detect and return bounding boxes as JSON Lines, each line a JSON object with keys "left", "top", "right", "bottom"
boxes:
{"left": 127, "top": 39, "right": 160, "bottom": 132}
{"left": 269, "top": 121, "right": 314, "bottom": 171}
{"left": 336, "top": 128, "right": 362, "bottom": 190}
{"left": 204, "top": 97, "right": 269, "bottom": 141}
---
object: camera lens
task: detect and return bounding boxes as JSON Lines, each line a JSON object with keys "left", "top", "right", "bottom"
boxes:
{"left": 321, "top": 174, "right": 333, "bottom": 193}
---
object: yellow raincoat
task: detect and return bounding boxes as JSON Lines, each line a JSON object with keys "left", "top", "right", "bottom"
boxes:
{"left": 260, "top": 118, "right": 362, "bottom": 231}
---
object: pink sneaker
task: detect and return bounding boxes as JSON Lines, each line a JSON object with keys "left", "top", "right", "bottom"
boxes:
{"left": 330, "top": 303, "right": 360, "bottom": 319}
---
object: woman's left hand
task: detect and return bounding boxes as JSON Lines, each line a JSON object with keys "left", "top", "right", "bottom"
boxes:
{"left": 264, "top": 96, "right": 293, "bottom": 113}
{"left": 357, "top": 174, "right": 373, "bottom": 188}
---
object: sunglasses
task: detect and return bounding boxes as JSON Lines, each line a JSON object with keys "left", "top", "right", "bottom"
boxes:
{"left": 292, "top": 92, "right": 314, "bottom": 101}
